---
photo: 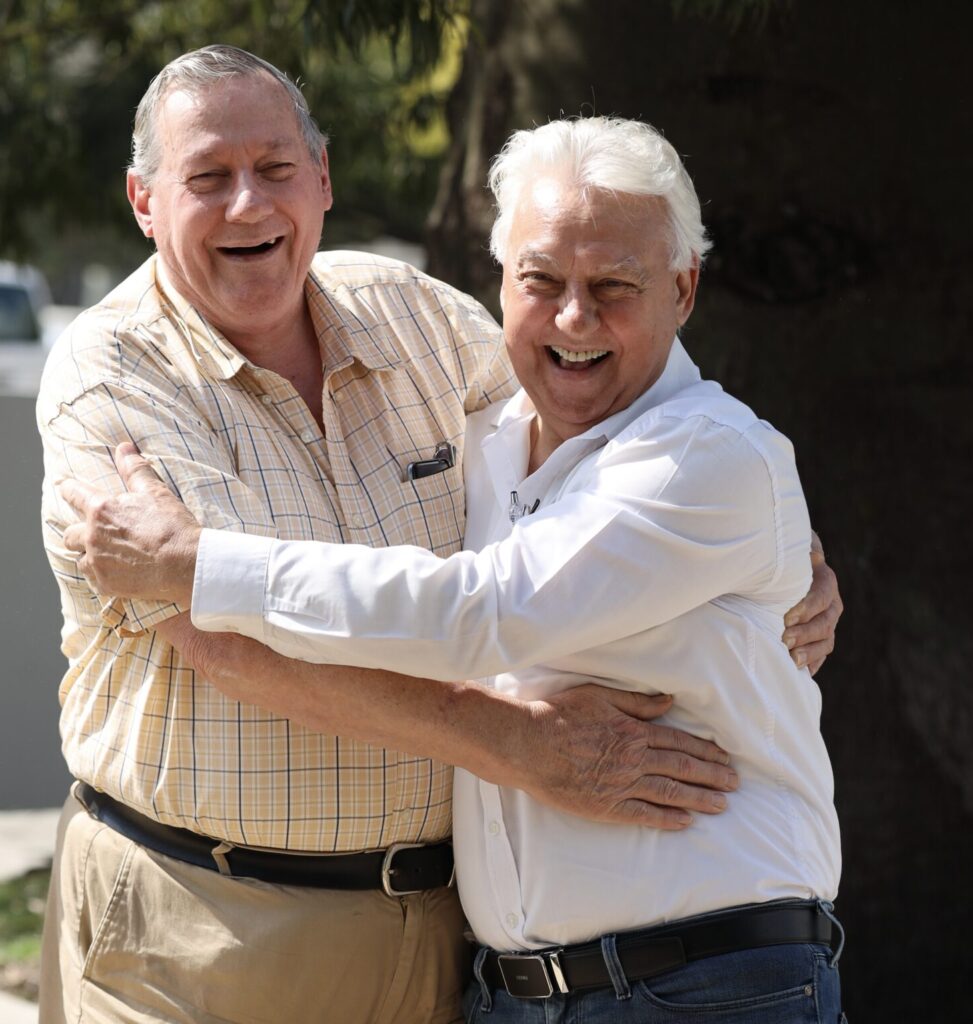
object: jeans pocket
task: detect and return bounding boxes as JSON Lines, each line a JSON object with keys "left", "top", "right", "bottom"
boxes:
{"left": 462, "top": 981, "right": 483, "bottom": 1023}
{"left": 634, "top": 944, "right": 820, "bottom": 1019}
{"left": 812, "top": 949, "right": 845, "bottom": 1023}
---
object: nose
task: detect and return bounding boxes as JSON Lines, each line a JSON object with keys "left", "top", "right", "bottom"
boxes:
{"left": 225, "top": 173, "right": 274, "bottom": 223}
{"left": 554, "top": 285, "right": 598, "bottom": 338}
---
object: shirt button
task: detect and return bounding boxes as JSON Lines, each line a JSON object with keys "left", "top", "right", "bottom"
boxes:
{"left": 488, "top": 821, "right": 500, "bottom": 836}
{"left": 349, "top": 513, "right": 364, "bottom": 528}
{"left": 260, "top": 394, "right": 273, "bottom": 405}
{"left": 505, "top": 913, "right": 518, "bottom": 928}
{"left": 301, "top": 430, "right": 315, "bottom": 443}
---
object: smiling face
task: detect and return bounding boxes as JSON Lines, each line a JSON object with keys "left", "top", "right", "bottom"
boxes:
{"left": 127, "top": 73, "right": 332, "bottom": 347}
{"left": 500, "top": 180, "right": 698, "bottom": 467}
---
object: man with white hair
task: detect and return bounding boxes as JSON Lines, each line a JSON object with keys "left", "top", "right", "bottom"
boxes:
{"left": 62, "top": 112, "right": 845, "bottom": 1023}
{"left": 37, "top": 45, "right": 846, "bottom": 1024}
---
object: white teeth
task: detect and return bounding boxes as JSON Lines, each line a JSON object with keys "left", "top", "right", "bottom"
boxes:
{"left": 550, "top": 345, "right": 609, "bottom": 363}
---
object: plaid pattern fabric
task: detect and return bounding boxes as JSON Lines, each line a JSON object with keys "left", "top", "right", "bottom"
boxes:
{"left": 38, "top": 251, "right": 515, "bottom": 851}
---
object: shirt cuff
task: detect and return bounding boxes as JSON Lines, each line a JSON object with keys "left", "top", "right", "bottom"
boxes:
{"left": 191, "top": 529, "right": 275, "bottom": 639}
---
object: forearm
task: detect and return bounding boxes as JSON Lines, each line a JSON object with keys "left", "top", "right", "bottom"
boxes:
{"left": 156, "top": 614, "right": 739, "bottom": 829}
{"left": 158, "top": 614, "right": 531, "bottom": 787}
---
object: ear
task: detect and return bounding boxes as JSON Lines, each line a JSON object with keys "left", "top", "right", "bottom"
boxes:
{"left": 127, "top": 170, "right": 155, "bottom": 239}
{"left": 318, "top": 147, "right": 334, "bottom": 212}
{"left": 674, "top": 259, "right": 700, "bottom": 326}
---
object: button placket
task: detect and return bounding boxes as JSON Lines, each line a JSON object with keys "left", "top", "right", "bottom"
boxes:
{"left": 479, "top": 781, "right": 527, "bottom": 945}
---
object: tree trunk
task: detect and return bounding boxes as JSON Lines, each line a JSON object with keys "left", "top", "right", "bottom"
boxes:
{"left": 427, "top": 2, "right": 973, "bottom": 1019}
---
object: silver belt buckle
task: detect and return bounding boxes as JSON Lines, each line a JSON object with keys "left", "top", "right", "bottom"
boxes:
{"left": 497, "top": 951, "right": 568, "bottom": 999}
{"left": 380, "top": 841, "right": 425, "bottom": 898}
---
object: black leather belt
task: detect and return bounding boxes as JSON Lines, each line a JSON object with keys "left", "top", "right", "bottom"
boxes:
{"left": 481, "top": 901, "right": 833, "bottom": 999}
{"left": 75, "top": 781, "right": 453, "bottom": 896}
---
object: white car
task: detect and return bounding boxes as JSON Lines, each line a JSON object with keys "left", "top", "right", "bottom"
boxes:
{"left": 0, "top": 262, "right": 58, "bottom": 397}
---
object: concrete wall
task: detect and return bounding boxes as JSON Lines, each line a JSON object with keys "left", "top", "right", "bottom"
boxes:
{"left": 0, "top": 395, "right": 72, "bottom": 808}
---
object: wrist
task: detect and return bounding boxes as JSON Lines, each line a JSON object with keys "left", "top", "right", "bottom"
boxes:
{"left": 169, "top": 523, "right": 202, "bottom": 606}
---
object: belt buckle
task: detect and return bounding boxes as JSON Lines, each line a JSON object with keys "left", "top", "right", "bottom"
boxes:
{"left": 381, "top": 841, "right": 425, "bottom": 897}
{"left": 497, "top": 952, "right": 568, "bottom": 999}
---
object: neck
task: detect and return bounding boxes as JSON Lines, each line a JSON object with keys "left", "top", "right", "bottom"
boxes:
{"left": 527, "top": 417, "right": 564, "bottom": 474}
{"left": 225, "top": 302, "right": 325, "bottom": 430}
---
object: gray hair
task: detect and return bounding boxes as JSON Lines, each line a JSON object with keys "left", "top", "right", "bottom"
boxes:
{"left": 130, "top": 44, "right": 328, "bottom": 185}
{"left": 488, "top": 117, "right": 711, "bottom": 271}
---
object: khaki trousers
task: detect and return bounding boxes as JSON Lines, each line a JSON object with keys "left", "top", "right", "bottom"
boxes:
{"left": 40, "top": 791, "right": 470, "bottom": 1024}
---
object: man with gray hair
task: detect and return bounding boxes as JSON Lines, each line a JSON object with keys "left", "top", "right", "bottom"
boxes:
{"left": 58, "top": 105, "right": 845, "bottom": 1022}
{"left": 37, "top": 45, "right": 844, "bottom": 1024}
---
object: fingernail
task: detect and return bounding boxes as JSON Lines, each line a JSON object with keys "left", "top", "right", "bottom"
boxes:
{"left": 725, "top": 769, "right": 740, "bottom": 788}
{"left": 675, "top": 812, "right": 693, "bottom": 827}
{"left": 783, "top": 632, "right": 797, "bottom": 650}
{"left": 795, "top": 650, "right": 808, "bottom": 669}
{"left": 709, "top": 793, "right": 727, "bottom": 811}
{"left": 783, "top": 611, "right": 799, "bottom": 627}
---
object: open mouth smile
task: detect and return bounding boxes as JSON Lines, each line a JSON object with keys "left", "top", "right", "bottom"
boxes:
{"left": 217, "top": 236, "right": 284, "bottom": 258}
{"left": 547, "top": 345, "right": 610, "bottom": 370}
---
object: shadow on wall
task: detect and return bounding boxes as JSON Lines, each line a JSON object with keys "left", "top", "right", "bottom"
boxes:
{"left": 0, "top": 395, "right": 71, "bottom": 809}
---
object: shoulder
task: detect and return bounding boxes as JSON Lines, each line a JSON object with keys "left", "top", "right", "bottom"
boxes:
{"left": 37, "top": 259, "right": 188, "bottom": 424}
{"left": 612, "top": 381, "right": 797, "bottom": 482}
{"left": 311, "top": 250, "right": 500, "bottom": 335}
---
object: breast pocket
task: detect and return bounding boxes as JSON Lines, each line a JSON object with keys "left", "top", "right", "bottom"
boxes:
{"left": 386, "top": 461, "right": 467, "bottom": 554}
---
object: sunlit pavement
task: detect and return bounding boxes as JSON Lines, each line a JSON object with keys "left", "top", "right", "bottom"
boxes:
{"left": 0, "top": 987, "right": 37, "bottom": 1023}
{"left": 0, "top": 808, "right": 58, "bottom": 1024}
{"left": 0, "top": 809, "right": 59, "bottom": 885}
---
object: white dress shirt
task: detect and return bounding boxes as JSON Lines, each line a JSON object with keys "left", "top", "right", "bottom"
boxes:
{"left": 193, "top": 338, "right": 841, "bottom": 950}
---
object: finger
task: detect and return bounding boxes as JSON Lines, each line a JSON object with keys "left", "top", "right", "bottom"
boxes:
{"left": 62, "top": 523, "right": 87, "bottom": 554}
{"left": 642, "top": 722, "right": 732, "bottom": 769}
{"left": 642, "top": 745, "right": 738, "bottom": 791}
{"left": 57, "top": 478, "right": 102, "bottom": 518}
{"left": 612, "top": 801, "right": 694, "bottom": 830}
{"left": 115, "top": 444, "right": 167, "bottom": 495}
{"left": 784, "top": 564, "right": 837, "bottom": 627}
{"left": 597, "top": 687, "right": 673, "bottom": 722}
{"left": 635, "top": 774, "right": 730, "bottom": 815}
{"left": 790, "top": 639, "right": 834, "bottom": 674}
{"left": 783, "top": 600, "right": 841, "bottom": 650}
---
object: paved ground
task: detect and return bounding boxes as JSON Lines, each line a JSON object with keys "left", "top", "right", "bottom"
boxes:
{"left": 0, "top": 987, "right": 37, "bottom": 1024}
{"left": 0, "top": 808, "right": 60, "bottom": 884}
{"left": 0, "top": 807, "right": 59, "bottom": 1024}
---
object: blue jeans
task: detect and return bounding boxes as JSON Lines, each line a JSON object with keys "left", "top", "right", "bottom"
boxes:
{"left": 464, "top": 938, "right": 846, "bottom": 1024}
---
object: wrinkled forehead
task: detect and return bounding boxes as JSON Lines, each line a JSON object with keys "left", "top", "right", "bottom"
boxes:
{"left": 507, "top": 179, "right": 672, "bottom": 262}
{"left": 155, "top": 73, "right": 302, "bottom": 160}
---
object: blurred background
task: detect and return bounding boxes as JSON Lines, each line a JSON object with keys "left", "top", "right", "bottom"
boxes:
{"left": 1, "top": 1, "right": 970, "bottom": 1019}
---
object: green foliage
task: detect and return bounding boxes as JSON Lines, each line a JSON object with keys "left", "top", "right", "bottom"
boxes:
{"left": 0, "top": 869, "right": 48, "bottom": 966}
{"left": 0, "top": 1, "right": 467, "bottom": 261}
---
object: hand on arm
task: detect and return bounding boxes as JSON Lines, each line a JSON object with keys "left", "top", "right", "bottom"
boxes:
{"left": 59, "top": 443, "right": 201, "bottom": 606}
{"left": 157, "top": 614, "right": 739, "bottom": 830}
{"left": 782, "top": 532, "right": 843, "bottom": 675}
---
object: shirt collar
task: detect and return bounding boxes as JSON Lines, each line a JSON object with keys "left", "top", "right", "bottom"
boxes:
{"left": 153, "top": 257, "right": 248, "bottom": 382}
{"left": 305, "top": 264, "right": 404, "bottom": 374}
{"left": 153, "top": 256, "right": 403, "bottom": 382}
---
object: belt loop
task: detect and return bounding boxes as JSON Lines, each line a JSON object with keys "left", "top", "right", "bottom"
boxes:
{"left": 816, "top": 900, "right": 845, "bottom": 967}
{"left": 211, "top": 840, "right": 235, "bottom": 876}
{"left": 600, "top": 934, "right": 631, "bottom": 1001}
{"left": 472, "top": 946, "right": 494, "bottom": 1013}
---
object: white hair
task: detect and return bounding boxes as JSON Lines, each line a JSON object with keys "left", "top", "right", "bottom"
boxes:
{"left": 488, "top": 116, "right": 711, "bottom": 270}
{"left": 130, "top": 44, "right": 328, "bottom": 186}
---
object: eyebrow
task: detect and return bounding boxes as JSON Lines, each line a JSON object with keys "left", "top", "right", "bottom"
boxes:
{"left": 181, "top": 138, "right": 300, "bottom": 165}
{"left": 515, "top": 249, "right": 558, "bottom": 270}
{"left": 516, "top": 250, "right": 649, "bottom": 284}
